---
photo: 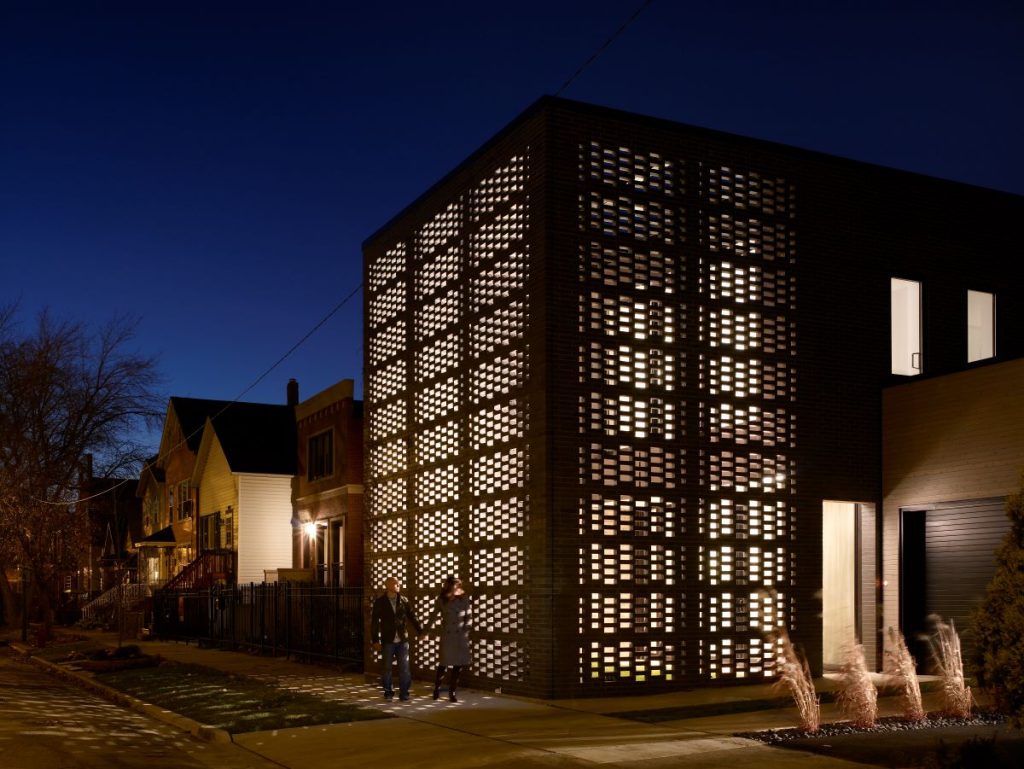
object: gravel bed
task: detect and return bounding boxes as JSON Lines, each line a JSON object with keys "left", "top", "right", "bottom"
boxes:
{"left": 738, "top": 711, "right": 1006, "bottom": 744}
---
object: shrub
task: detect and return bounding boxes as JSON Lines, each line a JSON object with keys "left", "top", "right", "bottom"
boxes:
{"left": 110, "top": 644, "right": 141, "bottom": 659}
{"left": 971, "top": 472, "right": 1024, "bottom": 728}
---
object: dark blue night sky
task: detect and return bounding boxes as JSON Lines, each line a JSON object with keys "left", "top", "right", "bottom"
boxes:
{"left": 3, "top": 1, "right": 1022, "bottom": 447}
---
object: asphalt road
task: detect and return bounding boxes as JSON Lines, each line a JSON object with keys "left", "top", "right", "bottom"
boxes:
{"left": 0, "top": 646, "right": 279, "bottom": 769}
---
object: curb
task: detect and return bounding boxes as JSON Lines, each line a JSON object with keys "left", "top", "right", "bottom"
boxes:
{"left": 11, "top": 643, "right": 234, "bottom": 744}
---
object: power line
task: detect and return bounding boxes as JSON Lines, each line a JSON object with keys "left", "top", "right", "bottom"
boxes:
{"left": 45, "top": 4, "right": 654, "bottom": 507}
{"left": 235, "top": 282, "right": 361, "bottom": 403}
{"left": 555, "top": 0, "right": 654, "bottom": 97}
{"left": 36, "top": 282, "right": 363, "bottom": 507}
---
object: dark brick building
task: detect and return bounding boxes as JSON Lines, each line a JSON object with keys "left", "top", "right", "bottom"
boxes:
{"left": 362, "top": 96, "right": 1024, "bottom": 697}
{"left": 292, "top": 378, "right": 365, "bottom": 587}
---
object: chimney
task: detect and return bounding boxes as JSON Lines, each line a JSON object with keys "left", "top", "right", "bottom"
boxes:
{"left": 287, "top": 378, "right": 299, "bottom": 406}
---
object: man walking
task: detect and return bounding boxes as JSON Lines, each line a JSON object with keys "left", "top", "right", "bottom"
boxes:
{"left": 370, "top": 576, "right": 423, "bottom": 701}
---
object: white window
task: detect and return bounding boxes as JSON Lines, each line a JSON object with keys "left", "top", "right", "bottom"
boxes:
{"left": 967, "top": 290, "right": 995, "bottom": 362}
{"left": 891, "top": 278, "right": 921, "bottom": 375}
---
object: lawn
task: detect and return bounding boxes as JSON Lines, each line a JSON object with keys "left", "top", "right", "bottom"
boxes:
{"left": 95, "top": 660, "right": 390, "bottom": 733}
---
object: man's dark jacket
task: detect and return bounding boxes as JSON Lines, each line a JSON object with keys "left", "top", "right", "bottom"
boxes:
{"left": 370, "top": 592, "right": 423, "bottom": 644}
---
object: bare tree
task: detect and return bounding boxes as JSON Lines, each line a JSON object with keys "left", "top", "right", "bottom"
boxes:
{"left": 0, "top": 306, "right": 162, "bottom": 636}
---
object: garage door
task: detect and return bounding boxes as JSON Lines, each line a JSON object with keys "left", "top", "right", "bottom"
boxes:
{"left": 925, "top": 497, "right": 1009, "bottom": 663}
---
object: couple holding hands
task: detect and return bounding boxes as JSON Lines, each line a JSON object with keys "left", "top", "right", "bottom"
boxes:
{"left": 370, "top": 575, "right": 470, "bottom": 702}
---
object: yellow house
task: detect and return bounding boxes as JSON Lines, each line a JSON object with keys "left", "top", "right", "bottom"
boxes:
{"left": 191, "top": 402, "right": 297, "bottom": 585}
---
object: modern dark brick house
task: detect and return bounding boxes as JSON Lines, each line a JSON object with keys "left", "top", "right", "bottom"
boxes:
{"left": 362, "top": 96, "right": 1024, "bottom": 697}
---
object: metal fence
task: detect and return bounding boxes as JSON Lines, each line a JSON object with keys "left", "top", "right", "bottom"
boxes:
{"left": 153, "top": 583, "right": 364, "bottom": 667}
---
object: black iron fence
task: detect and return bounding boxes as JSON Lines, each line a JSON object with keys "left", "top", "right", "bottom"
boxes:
{"left": 153, "top": 583, "right": 364, "bottom": 667}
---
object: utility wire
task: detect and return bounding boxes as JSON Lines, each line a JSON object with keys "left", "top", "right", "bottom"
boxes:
{"left": 49, "top": 3, "right": 654, "bottom": 507}
{"left": 555, "top": 0, "right": 654, "bottom": 96}
{"left": 36, "top": 282, "right": 363, "bottom": 506}
{"left": 235, "top": 282, "right": 361, "bottom": 403}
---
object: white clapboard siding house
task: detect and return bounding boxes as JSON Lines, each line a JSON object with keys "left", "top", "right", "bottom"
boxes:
{"left": 191, "top": 402, "right": 297, "bottom": 585}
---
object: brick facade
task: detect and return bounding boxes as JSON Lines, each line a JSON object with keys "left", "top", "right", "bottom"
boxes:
{"left": 363, "top": 97, "right": 1024, "bottom": 697}
{"left": 293, "top": 379, "right": 365, "bottom": 587}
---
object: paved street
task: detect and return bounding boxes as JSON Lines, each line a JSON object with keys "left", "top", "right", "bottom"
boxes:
{"left": 0, "top": 646, "right": 278, "bottom": 769}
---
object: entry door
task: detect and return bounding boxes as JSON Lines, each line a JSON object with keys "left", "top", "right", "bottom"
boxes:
{"left": 823, "top": 501, "right": 860, "bottom": 669}
{"left": 329, "top": 520, "right": 344, "bottom": 586}
{"left": 314, "top": 525, "right": 327, "bottom": 585}
{"left": 899, "top": 509, "right": 928, "bottom": 667}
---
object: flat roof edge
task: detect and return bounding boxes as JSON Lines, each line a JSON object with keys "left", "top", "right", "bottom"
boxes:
{"left": 362, "top": 95, "right": 1024, "bottom": 249}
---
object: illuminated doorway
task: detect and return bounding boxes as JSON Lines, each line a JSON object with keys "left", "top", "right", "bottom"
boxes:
{"left": 330, "top": 519, "right": 344, "bottom": 586}
{"left": 822, "top": 501, "right": 860, "bottom": 669}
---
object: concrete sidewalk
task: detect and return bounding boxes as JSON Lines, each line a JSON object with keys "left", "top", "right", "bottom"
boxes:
{"left": 11, "top": 631, "right": 962, "bottom": 769}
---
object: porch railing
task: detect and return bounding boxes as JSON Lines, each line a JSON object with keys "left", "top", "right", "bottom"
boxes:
{"left": 160, "top": 549, "right": 236, "bottom": 591}
{"left": 81, "top": 582, "right": 150, "bottom": 620}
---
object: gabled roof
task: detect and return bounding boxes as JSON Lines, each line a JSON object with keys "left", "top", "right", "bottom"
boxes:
{"left": 136, "top": 455, "right": 165, "bottom": 498}
{"left": 169, "top": 397, "right": 234, "bottom": 453}
{"left": 193, "top": 402, "right": 297, "bottom": 481}
{"left": 214, "top": 402, "right": 297, "bottom": 474}
{"left": 145, "top": 458, "right": 165, "bottom": 483}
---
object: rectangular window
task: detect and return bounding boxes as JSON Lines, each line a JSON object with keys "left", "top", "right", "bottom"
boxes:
{"left": 891, "top": 278, "right": 922, "bottom": 375}
{"left": 199, "top": 513, "right": 211, "bottom": 550}
{"left": 967, "top": 290, "right": 995, "bottom": 362}
{"left": 308, "top": 430, "right": 334, "bottom": 481}
{"left": 178, "top": 480, "right": 193, "bottom": 520}
{"left": 200, "top": 512, "right": 222, "bottom": 551}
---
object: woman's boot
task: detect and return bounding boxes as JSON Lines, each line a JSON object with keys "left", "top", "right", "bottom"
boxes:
{"left": 448, "top": 665, "right": 461, "bottom": 702}
{"left": 433, "top": 666, "right": 445, "bottom": 700}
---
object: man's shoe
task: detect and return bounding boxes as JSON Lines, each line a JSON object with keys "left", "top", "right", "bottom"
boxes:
{"left": 432, "top": 686, "right": 440, "bottom": 700}
{"left": 448, "top": 692, "right": 458, "bottom": 702}
{"left": 384, "top": 692, "right": 394, "bottom": 701}
{"left": 399, "top": 693, "right": 410, "bottom": 701}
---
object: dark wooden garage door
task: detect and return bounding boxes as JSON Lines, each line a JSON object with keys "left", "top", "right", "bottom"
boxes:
{"left": 925, "top": 497, "right": 1009, "bottom": 663}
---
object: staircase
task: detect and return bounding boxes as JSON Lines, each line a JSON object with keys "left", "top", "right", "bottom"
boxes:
{"left": 160, "top": 549, "right": 236, "bottom": 591}
{"left": 81, "top": 582, "right": 150, "bottom": 620}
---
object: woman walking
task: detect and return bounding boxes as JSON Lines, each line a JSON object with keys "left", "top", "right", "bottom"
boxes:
{"left": 425, "top": 576, "right": 471, "bottom": 702}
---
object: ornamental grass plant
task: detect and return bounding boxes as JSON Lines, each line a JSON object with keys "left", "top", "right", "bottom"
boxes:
{"left": 885, "top": 626, "right": 925, "bottom": 722}
{"left": 836, "top": 642, "right": 877, "bottom": 728}
{"left": 930, "top": 618, "right": 973, "bottom": 719}
{"left": 772, "top": 628, "right": 820, "bottom": 732}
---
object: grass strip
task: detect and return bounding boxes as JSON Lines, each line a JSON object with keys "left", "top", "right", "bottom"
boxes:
{"left": 95, "top": 660, "right": 390, "bottom": 733}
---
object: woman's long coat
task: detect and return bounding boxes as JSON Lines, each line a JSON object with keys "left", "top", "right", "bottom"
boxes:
{"left": 427, "top": 594, "right": 471, "bottom": 666}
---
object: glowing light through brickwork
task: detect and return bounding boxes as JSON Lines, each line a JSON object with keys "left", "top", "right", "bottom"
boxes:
{"left": 699, "top": 165, "right": 796, "bottom": 681}
{"left": 367, "top": 129, "right": 797, "bottom": 693}
{"left": 576, "top": 141, "right": 688, "bottom": 685}
{"left": 366, "top": 154, "right": 531, "bottom": 686}
{"left": 577, "top": 145, "right": 796, "bottom": 686}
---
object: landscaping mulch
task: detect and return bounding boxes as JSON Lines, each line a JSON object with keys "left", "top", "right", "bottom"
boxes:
{"left": 738, "top": 714, "right": 1024, "bottom": 769}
